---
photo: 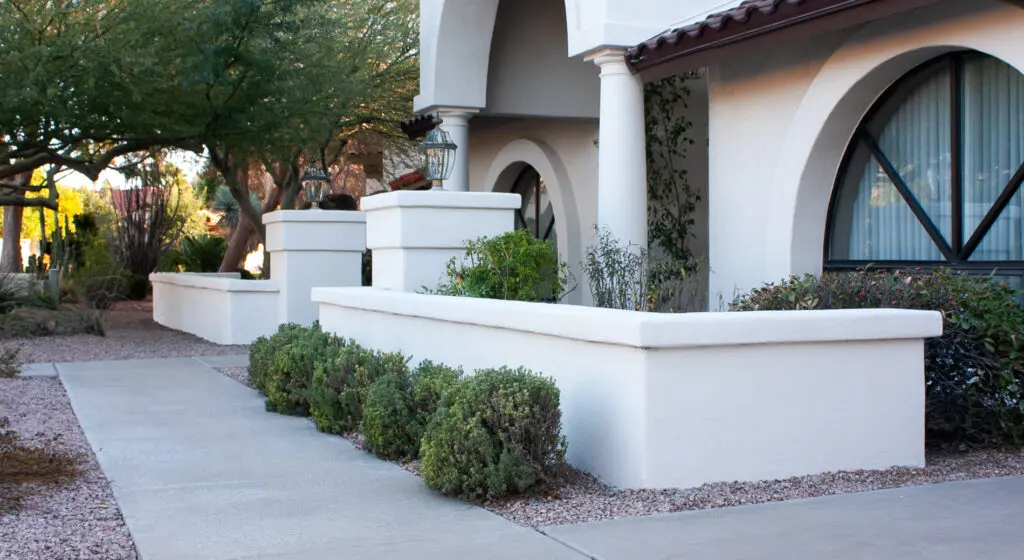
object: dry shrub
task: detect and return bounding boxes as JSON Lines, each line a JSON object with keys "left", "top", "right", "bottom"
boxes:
{"left": 0, "top": 347, "right": 20, "bottom": 377}
{"left": 0, "top": 415, "right": 84, "bottom": 514}
{"left": 0, "top": 308, "right": 105, "bottom": 339}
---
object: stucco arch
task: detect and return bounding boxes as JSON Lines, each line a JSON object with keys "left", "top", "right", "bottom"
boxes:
{"left": 764, "top": 3, "right": 1024, "bottom": 280}
{"left": 483, "top": 138, "right": 583, "bottom": 304}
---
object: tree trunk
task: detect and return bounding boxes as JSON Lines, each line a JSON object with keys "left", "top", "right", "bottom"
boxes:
{"left": 0, "top": 172, "right": 32, "bottom": 273}
{"left": 1, "top": 205, "right": 25, "bottom": 273}
{"left": 219, "top": 213, "right": 254, "bottom": 272}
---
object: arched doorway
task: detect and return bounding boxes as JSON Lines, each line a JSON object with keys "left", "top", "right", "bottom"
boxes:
{"left": 825, "top": 50, "right": 1024, "bottom": 284}
{"left": 508, "top": 165, "right": 556, "bottom": 248}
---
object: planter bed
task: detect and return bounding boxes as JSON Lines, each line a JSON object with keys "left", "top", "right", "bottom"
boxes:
{"left": 150, "top": 273, "right": 279, "bottom": 345}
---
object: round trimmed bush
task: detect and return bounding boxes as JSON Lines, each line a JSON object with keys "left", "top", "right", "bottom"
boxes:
{"left": 419, "top": 367, "right": 566, "bottom": 502}
{"left": 410, "top": 360, "right": 462, "bottom": 418}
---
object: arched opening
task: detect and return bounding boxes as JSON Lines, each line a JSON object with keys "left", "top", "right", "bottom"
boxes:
{"left": 825, "top": 50, "right": 1024, "bottom": 284}
{"left": 508, "top": 165, "right": 557, "bottom": 247}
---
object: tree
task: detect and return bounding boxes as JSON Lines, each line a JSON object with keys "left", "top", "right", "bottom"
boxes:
{"left": 199, "top": 0, "right": 419, "bottom": 270}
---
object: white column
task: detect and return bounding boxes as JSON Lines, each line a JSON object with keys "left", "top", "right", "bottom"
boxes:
{"left": 436, "top": 108, "right": 476, "bottom": 192}
{"left": 263, "top": 210, "right": 366, "bottom": 325}
{"left": 588, "top": 48, "right": 648, "bottom": 249}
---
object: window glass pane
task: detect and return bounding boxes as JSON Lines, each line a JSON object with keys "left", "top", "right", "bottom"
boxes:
{"left": 970, "top": 189, "right": 1024, "bottom": 261}
{"left": 830, "top": 144, "right": 943, "bottom": 261}
{"left": 872, "top": 65, "right": 952, "bottom": 244}
{"left": 962, "top": 55, "right": 1024, "bottom": 246}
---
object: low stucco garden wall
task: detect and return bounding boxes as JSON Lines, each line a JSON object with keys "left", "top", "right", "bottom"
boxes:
{"left": 150, "top": 273, "right": 279, "bottom": 345}
{"left": 314, "top": 287, "right": 943, "bottom": 489}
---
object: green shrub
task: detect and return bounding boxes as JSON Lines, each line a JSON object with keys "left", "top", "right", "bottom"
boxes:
{"left": 181, "top": 235, "right": 228, "bottom": 273}
{"left": 260, "top": 323, "right": 344, "bottom": 416}
{"left": 410, "top": 360, "right": 462, "bottom": 418}
{"left": 360, "top": 360, "right": 463, "bottom": 461}
{"left": 248, "top": 323, "right": 309, "bottom": 394}
{"left": 429, "top": 229, "right": 570, "bottom": 303}
{"left": 362, "top": 373, "right": 420, "bottom": 460}
{"left": 125, "top": 274, "right": 149, "bottom": 301}
{"left": 420, "top": 367, "right": 566, "bottom": 502}
{"left": 731, "top": 269, "right": 1024, "bottom": 448}
{"left": 307, "top": 345, "right": 410, "bottom": 434}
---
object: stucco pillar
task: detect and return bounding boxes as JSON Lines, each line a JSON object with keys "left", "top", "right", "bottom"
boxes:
{"left": 436, "top": 109, "right": 477, "bottom": 192}
{"left": 263, "top": 210, "right": 366, "bottom": 325}
{"left": 588, "top": 48, "right": 648, "bottom": 249}
{"left": 363, "top": 191, "right": 520, "bottom": 292}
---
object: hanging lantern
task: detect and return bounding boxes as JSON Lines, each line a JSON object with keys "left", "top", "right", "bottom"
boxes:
{"left": 301, "top": 166, "right": 331, "bottom": 208}
{"left": 421, "top": 122, "right": 457, "bottom": 190}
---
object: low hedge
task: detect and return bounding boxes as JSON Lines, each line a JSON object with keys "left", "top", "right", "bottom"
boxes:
{"left": 731, "top": 269, "right": 1024, "bottom": 448}
{"left": 248, "top": 324, "right": 567, "bottom": 500}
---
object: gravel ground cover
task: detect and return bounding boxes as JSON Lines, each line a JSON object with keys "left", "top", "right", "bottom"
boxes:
{"left": 218, "top": 366, "right": 254, "bottom": 389}
{"left": 0, "top": 302, "right": 247, "bottom": 364}
{"left": 0, "top": 377, "right": 136, "bottom": 560}
{"left": 217, "top": 365, "right": 1024, "bottom": 528}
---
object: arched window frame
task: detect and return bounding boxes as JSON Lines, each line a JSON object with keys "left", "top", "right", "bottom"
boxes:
{"left": 824, "top": 51, "right": 1024, "bottom": 276}
{"left": 509, "top": 165, "right": 556, "bottom": 242}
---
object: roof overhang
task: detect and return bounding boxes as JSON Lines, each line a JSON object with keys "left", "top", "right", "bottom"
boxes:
{"left": 626, "top": 0, "right": 951, "bottom": 82}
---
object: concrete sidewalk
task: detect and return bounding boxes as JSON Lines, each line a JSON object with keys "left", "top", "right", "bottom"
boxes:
{"left": 60, "top": 357, "right": 1024, "bottom": 560}
{"left": 546, "top": 476, "right": 1024, "bottom": 560}
{"left": 59, "top": 357, "right": 583, "bottom": 560}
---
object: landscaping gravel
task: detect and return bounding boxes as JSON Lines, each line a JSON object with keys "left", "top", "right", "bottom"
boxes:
{"left": 487, "top": 449, "right": 1024, "bottom": 527}
{"left": 218, "top": 366, "right": 255, "bottom": 389}
{"left": 0, "top": 304, "right": 247, "bottom": 364}
{"left": 0, "top": 377, "right": 136, "bottom": 560}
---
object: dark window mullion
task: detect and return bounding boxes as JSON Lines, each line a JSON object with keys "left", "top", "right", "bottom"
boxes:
{"left": 543, "top": 218, "right": 555, "bottom": 241}
{"left": 950, "top": 55, "right": 964, "bottom": 258}
{"left": 962, "top": 161, "right": 1024, "bottom": 259}
{"left": 514, "top": 210, "right": 528, "bottom": 230}
{"left": 861, "top": 132, "right": 956, "bottom": 261}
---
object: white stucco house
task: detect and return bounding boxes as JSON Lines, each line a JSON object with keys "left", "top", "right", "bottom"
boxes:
{"left": 404, "top": 0, "right": 1024, "bottom": 306}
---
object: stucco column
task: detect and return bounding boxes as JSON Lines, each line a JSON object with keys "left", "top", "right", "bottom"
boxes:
{"left": 436, "top": 109, "right": 477, "bottom": 192}
{"left": 588, "top": 48, "right": 648, "bottom": 249}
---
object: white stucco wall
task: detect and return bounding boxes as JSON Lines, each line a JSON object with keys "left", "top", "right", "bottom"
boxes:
{"left": 706, "top": 0, "right": 1024, "bottom": 304}
{"left": 315, "top": 287, "right": 941, "bottom": 489}
{"left": 150, "top": 273, "right": 280, "bottom": 345}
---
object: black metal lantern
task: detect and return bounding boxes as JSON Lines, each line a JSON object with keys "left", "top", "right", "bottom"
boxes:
{"left": 301, "top": 166, "right": 331, "bottom": 208}
{"left": 421, "top": 122, "right": 457, "bottom": 190}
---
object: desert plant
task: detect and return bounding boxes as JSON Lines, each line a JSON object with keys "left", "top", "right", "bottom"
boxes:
{"left": 0, "top": 415, "right": 84, "bottom": 514}
{"left": 0, "top": 348, "right": 20, "bottom": 377}
{"left": 731, "top": 269, "right": 1024, "bottom": 448}
{"left": 429, "top": 229, "right": 570, "bottom": 303}
{"left": 180, "top": 235, "right": 228, "bottom": 273}
{"left": 410, "top": 360, "right": 462, "bottom": 418}
{"left": 583, "top": 226, "right": 654, "bottom": 311}
{"left": 419, "top": 366, "right": 567, "bottom": 502}
{"left": 261, "top": 323, "right": 344, "bottom": 416}
{"left": 307, "top": 346, "right": 410, "bottom": 435}
{"left": 0, "top": 308, "right": 104, "bottom": 339}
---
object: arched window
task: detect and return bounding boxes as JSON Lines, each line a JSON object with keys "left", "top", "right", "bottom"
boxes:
{"left": 826, "top": 52, "right": 1024, "bottom": 282}
{"left": 509, "top": 165, "right": 556, "bottom": 245}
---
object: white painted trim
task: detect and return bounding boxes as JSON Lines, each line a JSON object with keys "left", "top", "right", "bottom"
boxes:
{"left": 360, "top": 190, "right": 521, "bottom": 211}
{"left": 149, "top": 273, "right": 280, "bottom": 293}
{"left": 263, "top": 210, "right": 367, "bottom": 224}
{"left": 312, "top": 287, "right": 942, "bottom": 348}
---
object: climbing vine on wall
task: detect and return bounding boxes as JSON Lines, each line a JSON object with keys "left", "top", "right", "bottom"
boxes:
{"left": 644, "top": 74, "right": 700, "bottom": 267}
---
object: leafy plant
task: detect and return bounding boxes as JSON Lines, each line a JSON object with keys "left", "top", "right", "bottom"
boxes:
{"left": 731, "top": 268, "right": 1024, "bottom": 448}
{"left": 249, "top": 323, "right": 310, "bottom": 394}
{"left": 419, "top": 367, "right": 567, "bottom": 502}
{"left": 0, "top": 348, "right": 20, "bottom": 377}
{"left": 180, "top": 235, "right": 228, "bottom": 273}
{"left": 429, "top": 230, "right": 570, "bottom": 303}
{"left": 645, "top": 73, "right": 700, "bottom": 266}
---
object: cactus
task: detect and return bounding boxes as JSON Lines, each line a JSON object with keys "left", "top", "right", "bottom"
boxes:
{"left": 45, "top": 218, "right": 75, "bottom": 297}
